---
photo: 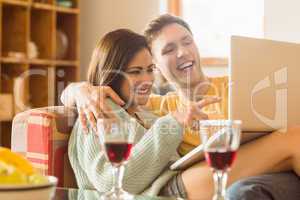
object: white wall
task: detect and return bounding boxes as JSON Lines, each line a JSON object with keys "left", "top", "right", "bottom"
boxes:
{"left": 264, "top": 0, "right": 300, "bottom": 43}
{"left": 79, "top": 0, "right": 160, "bottom": 80}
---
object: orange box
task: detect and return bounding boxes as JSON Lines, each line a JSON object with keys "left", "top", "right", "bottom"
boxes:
{"left": 0, "top": 94, "right": 14, "bottom": 121}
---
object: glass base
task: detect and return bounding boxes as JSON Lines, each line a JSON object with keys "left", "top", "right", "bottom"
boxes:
{"left": 100, "top": 188, "right": 134, "bottom": 200}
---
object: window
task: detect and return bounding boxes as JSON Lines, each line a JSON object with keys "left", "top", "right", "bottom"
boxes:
{"left": 163, "top": 0, "right": 264, "bottom": 63}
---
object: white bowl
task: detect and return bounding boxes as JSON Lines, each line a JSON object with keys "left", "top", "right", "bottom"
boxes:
{"left": 0, "top": 176, "right": 58, "bottom": 200}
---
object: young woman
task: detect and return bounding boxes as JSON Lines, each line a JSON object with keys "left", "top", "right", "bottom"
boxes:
{"left": 68, "top": 29, "right": 219, "bottom": 198}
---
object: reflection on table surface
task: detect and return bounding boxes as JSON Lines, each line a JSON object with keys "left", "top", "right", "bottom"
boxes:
{"left": 54, "top": 188, "right": 182, "bottom": 200}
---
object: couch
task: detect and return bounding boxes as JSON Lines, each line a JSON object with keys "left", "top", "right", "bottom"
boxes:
{"left": 11, "top": 106, "right": 78, "bottom": 188}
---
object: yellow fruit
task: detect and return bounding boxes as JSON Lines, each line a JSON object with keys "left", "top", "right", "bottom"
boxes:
{"left": 0, "top": 161, "right": 27, "bottom": 185}
{"left": 0, "top": 147, "right": 35, "bottom": 176}
{"left": 0, "top": 147, "right": 48, "bottom": 185}
{"left": 28, "top": 173, "right": 48, "bottom": 185}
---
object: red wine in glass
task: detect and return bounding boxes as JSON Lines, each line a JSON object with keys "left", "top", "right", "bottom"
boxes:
{"left": 105, "top": 142, "right": 133, "bottom": 165}
{"left": 205, "top": 149, "right": 237, "bottom": 170}
{"left": 98, "top": 118, "right": 137, "bottom": 200}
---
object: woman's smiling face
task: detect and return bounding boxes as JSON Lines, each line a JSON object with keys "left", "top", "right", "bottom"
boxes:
{"left": 120, "top": 48, "right": 155, "bottom": 107}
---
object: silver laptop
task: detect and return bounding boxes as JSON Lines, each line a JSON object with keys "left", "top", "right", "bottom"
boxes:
{"left": 230, "top": 36, "right": 300, "bottom": 132}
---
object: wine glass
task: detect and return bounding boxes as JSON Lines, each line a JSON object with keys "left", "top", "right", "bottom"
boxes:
{"left": 97, "top": 118, "right": 137, "bottom": 200}
{"left": 200, "top": 120, "right": 242, "bottom": 200}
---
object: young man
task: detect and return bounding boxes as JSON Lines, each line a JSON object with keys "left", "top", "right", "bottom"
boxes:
{"left": 62, "top": 14, "right": 300, "bottom": 199}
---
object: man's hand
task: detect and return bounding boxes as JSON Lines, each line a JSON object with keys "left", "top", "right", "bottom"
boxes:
{"left": 74, "top": 83, "right": 125, "bottom": 132}
{"left": 171, "top": 96, "right": 221, "bottom": 129}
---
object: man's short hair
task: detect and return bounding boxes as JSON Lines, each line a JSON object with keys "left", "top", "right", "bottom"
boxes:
{"left": 144, "top": 14, "right": 192, "bottom": 46}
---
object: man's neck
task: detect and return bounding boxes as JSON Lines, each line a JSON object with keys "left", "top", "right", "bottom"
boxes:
{"left": 177, "top": 76, "right": 210, "bottom": 102}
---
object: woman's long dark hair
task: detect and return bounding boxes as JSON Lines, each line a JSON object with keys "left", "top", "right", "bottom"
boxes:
{"left": 87, "top": 29, "right": 151, "bottom": 95}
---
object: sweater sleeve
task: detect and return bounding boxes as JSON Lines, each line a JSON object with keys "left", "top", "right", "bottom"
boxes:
{"left": 71, "top": 113, "right": 183, "bottom": 194}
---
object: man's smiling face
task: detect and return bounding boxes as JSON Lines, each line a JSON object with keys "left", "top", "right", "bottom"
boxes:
{"left": 151, "top": 23, "right": 205, "bottom": 89}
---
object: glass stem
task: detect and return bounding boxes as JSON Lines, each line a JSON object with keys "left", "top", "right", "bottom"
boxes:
{"left": 213, "top": 170, "right": 228, "bottom": 200}
{"left": 113, "top": 165, "right": 125, "bottom": 192}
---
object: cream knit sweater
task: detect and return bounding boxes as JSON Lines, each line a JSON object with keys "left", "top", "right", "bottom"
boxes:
{"left": 68, "top": 100, "right": 183, "bottom": 196}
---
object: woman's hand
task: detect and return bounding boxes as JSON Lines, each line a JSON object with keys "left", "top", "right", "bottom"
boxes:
{"left": 171, "top": 96, "right": 221, "bottom": 129}
{"left": 71, "top": 83, "right": 125, "bottom": 132}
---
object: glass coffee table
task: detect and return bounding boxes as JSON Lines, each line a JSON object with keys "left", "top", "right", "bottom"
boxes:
{"left": 53, "top": 187, "right": 182, "bottom": 200}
